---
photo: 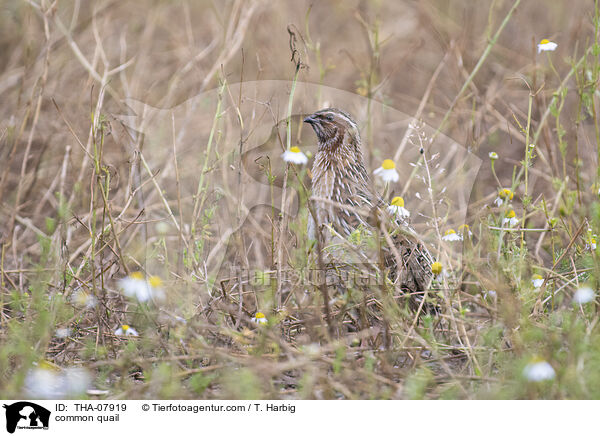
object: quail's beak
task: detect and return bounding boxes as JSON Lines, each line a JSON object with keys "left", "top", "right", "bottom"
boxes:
{"left": 303, "top": 114, "right": 318, "bottom": 125}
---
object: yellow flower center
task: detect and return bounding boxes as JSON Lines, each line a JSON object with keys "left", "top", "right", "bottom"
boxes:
{"left": 391, "top": 196, "right": 405, "bottom": 207}
{"left": 130, "top": 271, "right": 144, "bottom": 280}
{"left": 499, "top": 188, "right": 514, "bottom": 200}
{"left": 444, "top": 229, "right": 456, "bottom": 235}
{"left": 529, "top": 356, "right": 546, "bottom": 364}
{"left": 540, "top": 39, "right": 550, "bottom": 45}
{"left": 38, "top": 360, "right": 60, "bottom": 372}
{"left": 148, "top": 276, "right": 163, "bottom": 288}
{"left": 459, "top": 224, "right": 470, "bottom": 231}
{"left": 431, "top": 262, "right": 443, "bottom": 275}
{"left": 532, "top": 274, "right": 543, "bottom": 280}
{"left": 591, "top": 238, "right": 597, "bottom": 244}
{"left": 255, "top": 312, "right": 265, "bottom": 319}
{"left": 290, "top": 146, "right": 301, "bottom": 153}
{"left": 74, "top": 291, "right": 88, "bottom": 304}
{"left": 122, "top": 325, "right": 130, "bottom": 331}
{"left": 506, "top": 210, "right": 516, "bottom": 219}
{"left": 381, "top": 159, "right": 396, "bottom": 170}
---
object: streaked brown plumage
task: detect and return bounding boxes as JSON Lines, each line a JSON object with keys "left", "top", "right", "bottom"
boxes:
{"left": 304, "top": 108, "right": 433, "bottom": 307}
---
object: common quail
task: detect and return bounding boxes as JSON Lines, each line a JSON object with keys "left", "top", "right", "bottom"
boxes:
{"left": 304, "top": 108, "right": 434, "bottom": 309}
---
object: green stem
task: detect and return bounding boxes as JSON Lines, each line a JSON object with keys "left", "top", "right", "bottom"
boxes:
{"left": 433, "top": 0, "right": 522, "bottom": 140}
{"left": 192, "top": 79, "right": 227, "bottom": 236}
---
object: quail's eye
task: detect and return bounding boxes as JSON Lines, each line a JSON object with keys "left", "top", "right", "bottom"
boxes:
{"left": 326, "top": 114, "right": 334, "bottom": 121}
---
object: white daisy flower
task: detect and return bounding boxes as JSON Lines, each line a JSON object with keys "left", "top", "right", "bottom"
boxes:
{"left": 71, "top": 289, "right": 97, "bottom": 309}
{"left": 572, "top": 286, "right": 596, "bottom": 305}
{"left": 118, "top": 272, "right": 165, "bottom": 303}
{"left": 458, "top": 224, "right": 473, "bottom": 238}
{"left": 119, "top": 272, "right": 151, "bottom": 302}
{"left": 442, "top": 229, "right": 462, "bottom": 242}
{"left": 282, "top": 146, "right": 308, "bottom": 165}
{"left": 502, "top": 209, "right": 519, "bottom": 227}
{"left": 55, "top": 328, "right": 72, "bottom": 338}
{"left": 114, "top": 324, "right": 139, "bottom": 336}
{"left": 489, "top": 152, "right": 498, "bottom": 160}
{"left": 586, "top": 235, "right": 597, "bottom": 251}
{"left": 523, "top": 359, "right": 555, "bottom": 382}
{"left": 531, "top": 274, "right": 544, "bottom": 289}
{"left": 251, "top": 312, "right": 268, "bottom": 324}
{"left": 431, "top": 262, "right": 445, "bottom": 281}
{"left": 494, "top": 188, "right": 514, "bottom": 206}
{"left": 388, "top": 196, "right": 410, "bottom": 219}
{"left": 147, "top": 275, "right": 166, "bottom": 301}
{"left": 373, "top": 159, "right": 400, "bottom": 183}
{"left": 537, "top": 38, "right": 557, "bottom": 53}
{"left": 23, "top": 362, "right": 91, "bottom": 399}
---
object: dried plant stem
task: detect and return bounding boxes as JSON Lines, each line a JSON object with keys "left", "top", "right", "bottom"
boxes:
{"left": 433, "top": 0, "right": 522, "bottom": 141}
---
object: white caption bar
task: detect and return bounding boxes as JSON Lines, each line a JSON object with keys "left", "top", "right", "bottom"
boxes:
{"left": 0, "top": 400, "right": 595, "bottom": 435}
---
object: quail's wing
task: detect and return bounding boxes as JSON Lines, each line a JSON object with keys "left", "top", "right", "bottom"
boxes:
{"left": 330, "top": 181, "right": 376, "bottom": 236}
{"left": 385, "top": 207, "right": 434, "bottom": 291}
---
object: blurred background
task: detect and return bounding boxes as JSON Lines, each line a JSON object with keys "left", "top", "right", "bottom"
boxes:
{"left": 0, "top": 0, "right": 596, "bottom": 235}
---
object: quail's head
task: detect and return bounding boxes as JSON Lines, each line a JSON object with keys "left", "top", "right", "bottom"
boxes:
{"left": 304, "top": 108, "right": 359, "bottom": 147}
